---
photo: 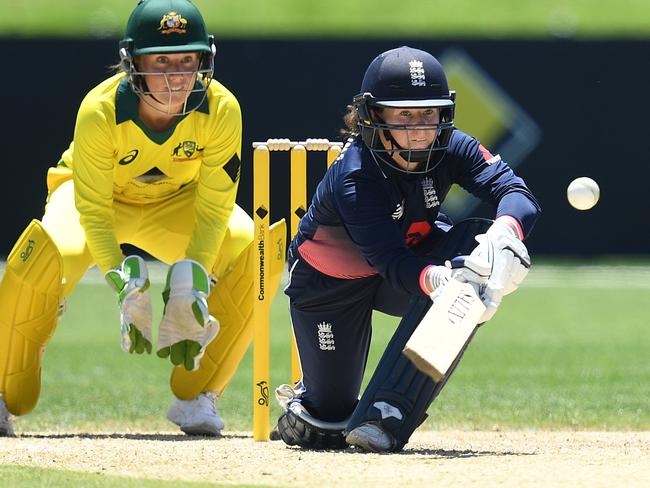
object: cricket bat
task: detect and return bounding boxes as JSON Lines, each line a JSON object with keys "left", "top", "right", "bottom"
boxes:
{"left": 403, "top": 279, "right": 486, "bottom": 381}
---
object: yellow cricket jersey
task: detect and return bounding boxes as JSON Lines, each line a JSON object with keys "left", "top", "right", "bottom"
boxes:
{"left": 58, "top": 73, "right": 242, "bottom": 273}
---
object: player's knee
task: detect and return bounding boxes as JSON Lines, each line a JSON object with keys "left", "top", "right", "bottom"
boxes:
{"left": 228, "top": 204, "right": 254, "bottom": 247}
{"left": 301, "top": 389, "right": 357, "bottom": 423}
{"left": 210, "top": 206, "right": 254, "bottom": 278}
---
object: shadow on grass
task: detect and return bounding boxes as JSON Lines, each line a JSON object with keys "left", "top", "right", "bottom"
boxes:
{"left": 396, "top": 447, "right": 536, "bottom": 458}
{"left": 280, "top": 443, "right": 535, "bottom": 458}
{"left": 338, "top": 447, "right": 535, "bottom": 458}
{"left": 19, "top": 432, "right": 251, "bottom": 441}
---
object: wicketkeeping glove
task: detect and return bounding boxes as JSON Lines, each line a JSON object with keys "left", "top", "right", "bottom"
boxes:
{"left": 470, "top": 220, "right": 531, "bottom": 322}
{"left": 105, "top": 255, "right": 153, "bottom": 354}
{"left": 157, "top": 259, "right": 220, "bottom": 371}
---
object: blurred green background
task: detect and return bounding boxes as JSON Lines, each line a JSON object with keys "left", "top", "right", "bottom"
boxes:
{"left": 3, "top": 0, "right": 650, "bottom": 38}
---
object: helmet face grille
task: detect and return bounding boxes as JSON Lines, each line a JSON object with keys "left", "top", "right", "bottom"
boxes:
{"left": 120, "top": 46, "right": 215, "bottom": 116}
{"left": 359, "top": 120, "right": 454, "bottom": 174}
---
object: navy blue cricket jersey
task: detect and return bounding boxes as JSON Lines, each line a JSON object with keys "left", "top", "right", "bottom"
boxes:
{"left": 290, "top": 131, "right": 541, "bottom": 296}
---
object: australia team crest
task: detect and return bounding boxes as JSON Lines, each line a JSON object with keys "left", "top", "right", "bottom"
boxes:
{"left": 172, "top": 140, "right": 203, "bottom": 161}
{"left": 159, "top": 11, "right": 188, "bottom": 35}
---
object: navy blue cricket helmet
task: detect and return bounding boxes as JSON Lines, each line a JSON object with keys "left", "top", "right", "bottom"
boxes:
{"left": 353, "top": 46, "right": 455, "bottom": 173}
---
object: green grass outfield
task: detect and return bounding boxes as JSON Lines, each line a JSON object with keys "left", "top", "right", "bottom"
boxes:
{"left": 3, "top": 0, "right": 650, "bottom": 38}
{"left": 6, "top": 262, "right": 649, "bottom": 435}
{"left": 0, "top": 465, "right": 260, "bottom": 488}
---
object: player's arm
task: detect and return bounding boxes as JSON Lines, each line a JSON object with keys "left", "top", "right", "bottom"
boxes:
{"left": 72, "top": 100, "right": 156, "bottom": 351}
{"left": 451, "top": 134, "right": 539, "bottom": 319}
{"left": 450, "top": 133, "right": 541, "bottom": 239}
{"left": 71, "top": 99, "right": 123, "bottom": 273}
{"left": 184, "top": 95, "right": 242, "bottom": 271}
{"left": 157, "top": 96, "right": 240, "bottom": 370}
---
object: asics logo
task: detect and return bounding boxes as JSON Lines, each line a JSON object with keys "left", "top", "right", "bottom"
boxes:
{"left": 118, "top": 149, "right": 139, "bottom": 165}
{"left": 391, "top": 201, "right": 404, "bottom": 220}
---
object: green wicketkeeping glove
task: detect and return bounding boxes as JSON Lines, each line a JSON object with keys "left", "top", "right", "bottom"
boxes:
{"left": 105, "top": 255, "right": 153, "bottom": 354}
{"left": 156, "top": 259, "right": 220, "bottom": 371}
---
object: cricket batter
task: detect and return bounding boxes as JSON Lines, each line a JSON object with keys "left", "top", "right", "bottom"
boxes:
{"left": 0, "top": 0, "right": 285, "bottom": 437}
{"left": 274, "top": 46, "right": 541, "bottom": 451}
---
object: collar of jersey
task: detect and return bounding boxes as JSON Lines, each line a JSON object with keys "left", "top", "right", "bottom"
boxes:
{"left": 115, "top": 77, "right": 209, "bottom": 145}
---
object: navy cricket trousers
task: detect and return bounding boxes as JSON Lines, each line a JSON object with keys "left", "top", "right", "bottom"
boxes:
{"left": 284, "top": 218, "right": 491, "bottom": 422}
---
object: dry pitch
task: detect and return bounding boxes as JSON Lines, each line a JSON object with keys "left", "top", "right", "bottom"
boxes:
{"left": 1, "top": 430, "right": 649, "bottom": 487}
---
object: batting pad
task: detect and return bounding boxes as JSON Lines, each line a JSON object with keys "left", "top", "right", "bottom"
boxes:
{"left": 170, "top": 219, "right": 286, "bottom": 400}
{"left": 0, "top": 220, "right": 63, "bottom": 416}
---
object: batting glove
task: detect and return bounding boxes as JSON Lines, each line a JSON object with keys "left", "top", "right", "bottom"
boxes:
{"left": 157, "top": 259, "right": 220, "bottom": 371}
{"left": 470, "top": 219, "right": 531, "bottom": 322}
{"left": 105, "top": 255, "right": 153, "bottom": 354}
{"left": 422, "top": 255, "right": 491, "bottom": 296}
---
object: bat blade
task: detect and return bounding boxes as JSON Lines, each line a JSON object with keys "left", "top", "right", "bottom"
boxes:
{"left": 403, "top": 279, "right": 486, "bottom": 381}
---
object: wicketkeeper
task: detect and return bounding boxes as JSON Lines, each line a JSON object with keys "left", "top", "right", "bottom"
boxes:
{"left": 0, "top": 0, "right": 285, "bottom": 437}
{"left": 273, "top": 46, "right": 541, "bottom": 451}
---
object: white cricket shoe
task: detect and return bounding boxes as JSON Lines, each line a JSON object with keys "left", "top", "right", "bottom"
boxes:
{"left": 167, "top": 392, "right": 224, "bottom": 436}
{"left": 345, "top": 422, "right": 395, "bottom": 452}
{"left": 0, "top": 395, "right": 15, "bottom": 437}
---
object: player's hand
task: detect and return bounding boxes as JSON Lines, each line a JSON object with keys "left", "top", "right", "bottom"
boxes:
{"left": 157, "top": 259, "right": 220, "bottom": 371}
{"left": 105, "top": 255, "right": 153, "bottom": 354}
{"left": 423, "top": 255, "right": 490, "bottom": 296}
{"left": 471, "top": 220, "right": 531, "bottom": 322}
{"left": 447, "top": 255, "right": 491, "bottom": 286}
{"left": 449, "top": 255, "right": 498, "bottom": 323}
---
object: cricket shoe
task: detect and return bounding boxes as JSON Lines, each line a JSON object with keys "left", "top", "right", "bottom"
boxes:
{"left": 167, "top": 392, "right": 224, "bottom": 436}
{"left": 345, "top": 422, "right": 396, "bottom": 453}
{"left": 0, "top": 395, "right": 15, "bottom": 437}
